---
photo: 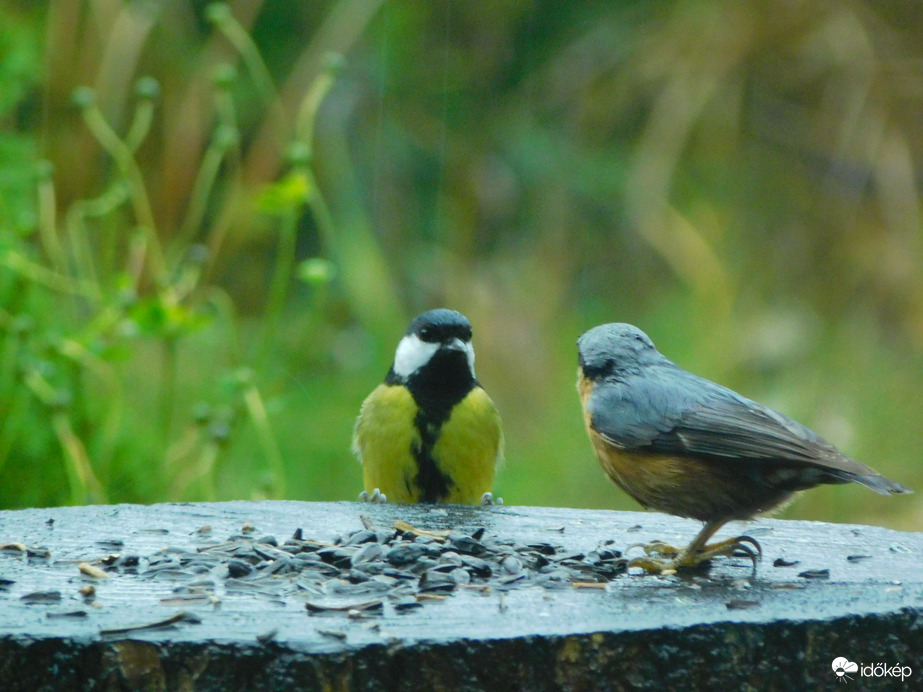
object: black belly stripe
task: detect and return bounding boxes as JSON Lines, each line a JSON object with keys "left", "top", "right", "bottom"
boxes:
{"left": 412, "top": 412, "right": 453, "bottom": 502}
{"left": 389, "top": 348, "right": 477, "bottom": 503}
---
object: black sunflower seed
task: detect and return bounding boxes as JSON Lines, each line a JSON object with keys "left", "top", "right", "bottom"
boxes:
{"left": 449, "top": 535, "right": 486, "bottom": 556}
{"left": 798, "top": 569, "right": 830, "bottom": 580}
{"left": 227, "top": 560, "right": 253, "bottom": 578}
{"left": 459, "top": 555, "right": 492, "bottom": 578}
{"left": 386, "top": 544, "right": 430, "bottom": 566}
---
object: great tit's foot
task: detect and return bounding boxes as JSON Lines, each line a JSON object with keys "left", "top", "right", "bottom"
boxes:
{"left": 628, "top": 535, "right": 762, "bottom": 574}
{"left": 480, "top": 492, "right": 503, "bottom": 506}
{"left": 358, "top": 488, "right": 387, "bottom": 503}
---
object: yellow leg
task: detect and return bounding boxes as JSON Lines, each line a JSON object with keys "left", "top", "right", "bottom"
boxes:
{"left": 629, "top": 520, "right": 762, "bottom": 574}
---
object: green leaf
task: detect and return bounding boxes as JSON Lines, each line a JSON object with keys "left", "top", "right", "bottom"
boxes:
{"left": 256, "top": 172, "right": 311, "bottom": 214}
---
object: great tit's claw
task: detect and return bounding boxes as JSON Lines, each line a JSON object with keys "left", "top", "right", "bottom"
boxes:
{"left": 481, "top": 492, "right": 503, "bottom": 506}
{"left": 359, "top": 488, "right": 387, "bottom": 503}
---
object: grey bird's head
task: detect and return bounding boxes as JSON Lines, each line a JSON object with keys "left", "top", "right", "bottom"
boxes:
{"left": 577, "top": 323, "right": 665, "bottom": 380}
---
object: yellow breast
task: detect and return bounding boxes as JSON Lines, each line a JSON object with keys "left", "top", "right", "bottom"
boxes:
{"left": 353, "top": 384, "right": 502, "bottom": 504}
{"left": 433, "top": 387, "right": 503, "bottom": 504}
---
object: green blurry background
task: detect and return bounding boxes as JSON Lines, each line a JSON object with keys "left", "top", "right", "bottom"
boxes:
{"left": 1, "top": 1, "right": 920, "bottom": 531}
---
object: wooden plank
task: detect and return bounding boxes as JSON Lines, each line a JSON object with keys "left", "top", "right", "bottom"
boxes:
{"left": 0, "top": 501, "right": 920, "bottom": 690}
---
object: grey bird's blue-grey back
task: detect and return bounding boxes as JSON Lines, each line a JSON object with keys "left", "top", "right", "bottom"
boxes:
{"left": 577, "top": 323, "right": 910, "bottom": 495}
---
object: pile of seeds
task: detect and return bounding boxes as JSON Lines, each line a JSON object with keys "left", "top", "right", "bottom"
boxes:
{"left": 116, "top": 519, "right": 628, "bottom": 615}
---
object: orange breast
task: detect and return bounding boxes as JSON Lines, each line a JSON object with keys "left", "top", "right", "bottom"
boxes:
{"left": 577, "top": 369, "right": 793, "bottom": 522}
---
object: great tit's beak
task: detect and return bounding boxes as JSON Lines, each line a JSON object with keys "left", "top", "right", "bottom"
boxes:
{"left": 443, "top": 337, "right": 467, "bottom": 352}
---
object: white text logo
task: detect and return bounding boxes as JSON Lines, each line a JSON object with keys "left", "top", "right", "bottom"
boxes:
{"left": 832, "top": 657, "right": 912, "bottom": 683}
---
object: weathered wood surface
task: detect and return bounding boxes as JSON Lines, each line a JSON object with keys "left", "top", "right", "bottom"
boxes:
{"left": 0, "top": 500, "right": 920, "bottom": 691}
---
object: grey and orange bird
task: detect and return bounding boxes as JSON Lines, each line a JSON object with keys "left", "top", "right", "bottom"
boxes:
{"left": 576, "top": 323, "right": 911, "bottom": 573}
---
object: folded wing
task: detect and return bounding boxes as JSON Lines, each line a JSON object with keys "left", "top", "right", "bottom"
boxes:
{"left": 588, "top": 366, "right": 910, "bottom": 495}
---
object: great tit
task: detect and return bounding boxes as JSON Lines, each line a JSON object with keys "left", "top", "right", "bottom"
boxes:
{"left": 577, "top": 322, "right": 911, "bottom": 573}
{"left": 353, "top": 309, "right": 503, "bottom": 505}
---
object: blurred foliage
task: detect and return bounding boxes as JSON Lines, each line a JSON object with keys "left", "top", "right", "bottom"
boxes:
{"left": 0, "top": 1, "right": 920, "bottom": 531}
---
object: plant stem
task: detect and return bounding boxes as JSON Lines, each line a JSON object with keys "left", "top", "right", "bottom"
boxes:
{"left": 244, "top": 383, "right": 286, "bottom": 498}
{"left": 176, "top": 131, "right": 233, "bottom": 248}
{"left": 254, "top": 207, "right": 298, "bottom": 368}
{"left": 210, "top": 6, "right": 281, "bottom": 112}
{"left": 79, "top": 102, "right": 166, "bottom": 285}
{"left": 2, "top": 251, "right": 97, "bottom": 298}
{"left": 159, "top": 336, "right": 178, "bottom": 450}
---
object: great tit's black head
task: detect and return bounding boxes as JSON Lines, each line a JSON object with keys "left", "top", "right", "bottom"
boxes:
{"left": 392, "top": 309, "right": 476, "bottom": 380}
{"left": 405, "top": 309, "right": 472, "bottom": 343}
{"left": 577, "top": 323, "right": 662, "bottom": 380}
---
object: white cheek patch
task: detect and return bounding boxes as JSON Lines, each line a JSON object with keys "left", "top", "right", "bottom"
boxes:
{"left": 462, "top": 341, "right": 476, "bottom": 377}
{"left": 392, "top": 334, "right": 439, "bottom": 378}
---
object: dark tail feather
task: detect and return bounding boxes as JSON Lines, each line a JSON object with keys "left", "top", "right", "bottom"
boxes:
{"left": 851, "top": 473, "right": 913, "bottom": 496}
